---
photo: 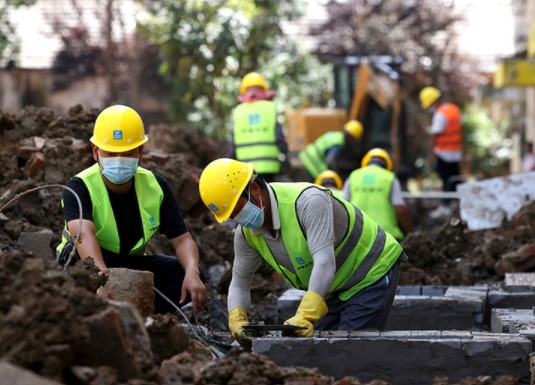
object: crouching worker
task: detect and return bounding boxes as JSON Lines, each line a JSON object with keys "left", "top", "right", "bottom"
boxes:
{"left": 56, "top": 105, "right": 207, "bottom": 313}
{"left": 198, "top": 158, "right": 407, "bottom": 340}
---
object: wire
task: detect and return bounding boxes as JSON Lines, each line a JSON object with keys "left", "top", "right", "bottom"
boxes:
{"left": 152, "top": 287, "right": 226, "bottom": 359}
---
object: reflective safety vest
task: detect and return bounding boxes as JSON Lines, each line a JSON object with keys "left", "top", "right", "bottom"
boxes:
{"left": 298, "top": 131, "right": 344, "bottom": 178}
{"left": 233, "top": 100, "right": 281, "bottom": 174}
{"left": 434, "top": 103, "right": 462, "bottom": 152}
{"left": 348, "top": 165, "right": 404, "bottom": 241}
{"left": 56, "top": 163, "right": 163, "bottom": 256}
{"left": 241, "top": 182, "right": 403, "bottom": 300}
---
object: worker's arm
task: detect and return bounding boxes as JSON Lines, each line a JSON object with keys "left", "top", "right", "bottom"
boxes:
{"left": 169, "top": 232, "right": 207, "bottom": 312}
{"left": 395, "top": 205, "right": 414, "bottom": 235}
{"left": 275, "top": 122, "right": 289, "bottom": 156}
{"left": 325, "top": 145, "right": 342, "bottom": 169}
{"left": 66, "top": 219, "right": 107, "bottom": 271}
{"left": 390, "top": 178, "right": 414, "bottom": 236}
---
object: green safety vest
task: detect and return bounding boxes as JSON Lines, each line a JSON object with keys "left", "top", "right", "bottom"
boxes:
{"left": 233, "top": 100, "right": 281, "bottom": 174}
{"left": 348, "top": 165, "right": 404, "bottom": 240}
{"left": 298, "top": 131, "right": 345, "bottom": 178}
{"left": 242, "top": 182, "right": 403, "bottom": 300}
{"left": 56, "top": 163, "right": 163, "bottom": 256}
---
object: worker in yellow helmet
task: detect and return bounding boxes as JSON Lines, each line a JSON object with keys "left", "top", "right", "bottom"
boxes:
{"left": 56, "top": 105, "right": 207, "bottom": 313}
{"left": 199, "top": 158, "right": 407, "bottom": 342}
{"left": 299, "top": 120, "right": 364, "bottom": 182}
{"left": 343, "top": 148, "right": 413, "bottom": 241}
{"left": 227, "top": 72, "right": 289, "bottom": 182}
{"left": 419, "top": 86, "right": 463, "bottom": 193}
{"left": 315, "top": 170, "right": 344, "bottom": 199}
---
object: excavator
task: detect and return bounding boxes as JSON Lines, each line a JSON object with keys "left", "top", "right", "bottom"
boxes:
{"left": 286, "top": 55, "right": 410, "bottom": 182}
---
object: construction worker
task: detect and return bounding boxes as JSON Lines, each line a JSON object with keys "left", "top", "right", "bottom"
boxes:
{"left": 298, "top": 120, "right": 364, "bottom": 182}
{"left": 227, "top": 72, "right": 289, "bottom": 182}
{"left": 419, "top": 86, "right": 463, "bottom": 193}
{"left": 56, "top": 105, "right": 207, "bottom": 313}
{"left": 199, "top": 158, "right": 407, "bottom": 340}
{"left": 315, "top": 170, "right": 344, "bottom": 199}
{"left": 343, "top": 148, "right": 414, "bottom": 241}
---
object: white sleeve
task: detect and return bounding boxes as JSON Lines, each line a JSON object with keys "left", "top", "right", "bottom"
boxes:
{"left": 390, "top": 178, "right": 405, "bottom": 206}
{"left": 431, "top": 111, "right": 447, "bottom": 134}
{"left": 297, "top": 188, "right": 336, "bottom": 296}
{"left": 308, "top": 244, "right": 336, "bottom": 296}
{"left": 342, "top": 178, "right": 351, "bottom": 201}
{"left": 227, "top": 227, "right": 263, "bottom": 311}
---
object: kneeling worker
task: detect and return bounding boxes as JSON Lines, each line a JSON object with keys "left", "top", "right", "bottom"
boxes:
{"left": 343, "top": 148, "right": 414, "bottom": 241}
{"left": 199, "top": 158, "right": 407, "bottom": 340}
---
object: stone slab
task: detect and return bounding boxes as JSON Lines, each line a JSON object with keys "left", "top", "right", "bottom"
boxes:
{"left": 488, "top": 290, "right": 535, "bottom": 309}
{"left": 388, "top": 295, "right": 483, "bottom": 330}
{"left": 505, "top": 273, "right": 535, "bottom": 292}
{"left": 253, "top": 332, "right": 532, "bottom": 385}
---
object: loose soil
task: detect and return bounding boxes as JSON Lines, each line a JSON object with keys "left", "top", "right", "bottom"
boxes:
{"left": 0, "top": 106, "right": 530, "bottom": 384}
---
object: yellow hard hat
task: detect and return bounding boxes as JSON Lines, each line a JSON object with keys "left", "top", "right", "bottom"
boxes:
{"left": 91, "top": 105, "right": 148, "bottom": 152}
{"left": 419, "top": 86, "right": 441, "bottom": 109}
{"left": 362, "top": 148, "right": 393, "bottom": 171}
{"left": 315, "top": 170, "right": 343, "bottom": 190}
{"left": 199, "top": 158, "right": 253, "bottom": 223}
{"left": 344, "top": 120, "right": 364, "bottom": 139}
{"left": 240, "top": 72, "right": 269, "bottom": 94}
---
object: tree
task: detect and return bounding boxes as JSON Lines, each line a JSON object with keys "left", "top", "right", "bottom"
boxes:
{"left": 137, "top": 0, "right": 333, "bottom": 136}
{"left": 0, "top": 0, "right": 38, "bottom": 65}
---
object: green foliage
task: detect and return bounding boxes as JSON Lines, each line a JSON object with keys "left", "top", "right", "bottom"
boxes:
{"left": 0, "top": 0, "right": 37, "bottom": 64}
{"left": 462, "top": 107, "right": 511, "bottom": 177}
{"left": 137, "top": 0, "right": 333, "bottom": 137}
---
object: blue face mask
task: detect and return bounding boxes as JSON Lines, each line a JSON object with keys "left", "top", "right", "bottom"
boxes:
{"left": 100, "top": 156, "right": 139, "bottom": 185}
{"left": 233, "top": 189, "right": 264, "bottom": 229}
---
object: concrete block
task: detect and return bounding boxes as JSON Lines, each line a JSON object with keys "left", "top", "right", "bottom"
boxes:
{"left": 444, "top": 286, "right": 488, "bottom": 300}
{"left": 388, "top": 296, "right": 483, "bottom": 331}
{"left": 253, "top": 333, "right": 531, "bottom": 385}
{"left": 488, "top": 290, "right": 535, "bottom": 309}
{"left": 410, "top": 330, "right": 441, "bottom": 339}
{"left": 276, "top": 288, "right": 305, "bottom": 324}
{"left": 317, "top": 330, "right": 349, "bottom": 338}
{"left": 421, "top": 285, "right": 447, "bottom": 296}
{"left": 348, "top": 330, "right": 381, "bottom": 338}
{"left": 396, "top": 286, "right": 421, "bottom": 295}
{"left": 491, "top": 308, "right": 511, "bottom": 333}
{"left": 505, "top": 273, "right": 535, "bottom": 292}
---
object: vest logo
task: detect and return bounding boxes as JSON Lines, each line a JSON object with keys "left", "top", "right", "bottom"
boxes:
{"left": 296, "top": 256, "right": 305, "bottom": 265}
{"left": 208, "top": 203, "right": 219, "bottom": 212}
{"left": 149, "top": 216, "right": 158, "bottom": 231}
{"left": 113, "top": 130, "right": 123, "bottom": 140}
{"left": 248, "top": 113, "right": 260, "bottom": 125}
{"left": 363, "top": 174, "right": 377, "bottom": 185}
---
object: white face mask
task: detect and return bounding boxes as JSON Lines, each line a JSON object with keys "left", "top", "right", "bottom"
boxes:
{"left": 99, "top": 156, "right": 139, "bottom": 185}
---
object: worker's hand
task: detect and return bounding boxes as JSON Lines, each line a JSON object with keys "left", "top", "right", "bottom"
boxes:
{"left": 283, "top": 290, "right": 328, "bottom": 337}
{"left": 228, "top": 306, "right": 251, "bottom": 344}
{"left": 180, "top": 270, "right": 207, "bottom": 312}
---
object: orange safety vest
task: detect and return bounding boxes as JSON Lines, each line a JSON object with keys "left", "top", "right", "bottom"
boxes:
{"left": 434, "top": 103, "right": 462, "bottom": 152}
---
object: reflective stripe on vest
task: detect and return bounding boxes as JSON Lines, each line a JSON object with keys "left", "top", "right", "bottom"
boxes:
{"left": 56, "top": 163, "right": 163, "bottom": 256}
{"left": 298, "top": 131, "right": 344, "bottom": 178}
{"left": 242, "top": 182, "right": 403, "bottom": 300}
{"left": 434, "top": 103, "right": 462, "bottom": 152}
{"left": 233, "top": 100, "right": 281, "bottom": 174}
{"left": 348, "top": 165, "right": 404, "bottom": 240}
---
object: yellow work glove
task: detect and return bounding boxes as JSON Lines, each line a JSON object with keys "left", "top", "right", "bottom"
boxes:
{"left": 283, "top": 290, "right": 328, "bottom": 337}
{"left": 228, "top": 306, "right": 249, "bottom": 340}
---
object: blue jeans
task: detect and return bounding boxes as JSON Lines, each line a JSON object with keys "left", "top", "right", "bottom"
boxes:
{"left": 315, "top": 259, "right": 401, "bottom": 331}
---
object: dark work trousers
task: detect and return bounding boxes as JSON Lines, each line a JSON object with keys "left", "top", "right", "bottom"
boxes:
{"left": 436, "top": 156, "right": 461, "bottom": 192}
{"left": 103, "top": 253, "right": 203, "bottom": 314}
{"left": 314, "top": 259, "right": 401, "bottom": 331}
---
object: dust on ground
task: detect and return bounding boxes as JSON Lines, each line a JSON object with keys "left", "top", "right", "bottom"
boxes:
{"left": 0, "top": 106, "right": 530, "bottom": 385}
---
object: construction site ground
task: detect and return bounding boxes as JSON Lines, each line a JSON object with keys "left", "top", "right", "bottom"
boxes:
{"left": 0, "top": 106, "right": 534, "bottom": 384}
